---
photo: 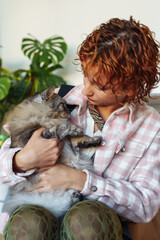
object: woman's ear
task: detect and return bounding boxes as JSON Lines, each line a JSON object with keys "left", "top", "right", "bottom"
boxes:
{"left": 126, "top": 89, "right": 134, "bottom": 97}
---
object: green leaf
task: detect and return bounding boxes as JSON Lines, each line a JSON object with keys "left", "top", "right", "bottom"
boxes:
{"left": 23, "top": 46, "right": 37, "bottom": 57}
{"left": 22, "top": 38, "right": 37, "bottom": 43}
{"left": 56, "top": 42, "right": 67, "bottom": 54}
{"left": 21, "top": 34, "right": 67, "bottom": 66}
{"left": 0, "top": 67, "right": 11, "bottom": 75}
{"left": 49, "top": 48, "right": 64, "bottom": 62}
{"left": 46, "top": 64, "right": 63, "bottom": 73}
{"left": 45, "top": 74, "right": 66, "bottom": 88}
{"left": 13, "top": 69, "right": 29, "bottom": 77}
{"left": 47, "top": 53, "right": 57, "bottom": 65}
{"left": 39, "top": 49, "right": 50, "bottom": 65}
{"left": 0, "top": 77, "right": 11, "bottom": 100}
{"left": 49, "top": 36, "right": 64, "bottom": 41}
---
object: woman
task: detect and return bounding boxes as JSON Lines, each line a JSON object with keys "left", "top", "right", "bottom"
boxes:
{"left": 0, "top": 16, "right": 160, "bottom": 240}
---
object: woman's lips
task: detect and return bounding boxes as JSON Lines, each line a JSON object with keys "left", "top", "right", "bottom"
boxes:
{"left": 88, "top": 98, "right": 95, "bottom": 102}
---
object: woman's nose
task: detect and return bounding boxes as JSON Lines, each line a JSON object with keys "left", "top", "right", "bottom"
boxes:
{"left": 82, "top": 85, "right": 93, "bottom": 97}
{"left": 82, "top": 79, "right": 93, "bottom": 97}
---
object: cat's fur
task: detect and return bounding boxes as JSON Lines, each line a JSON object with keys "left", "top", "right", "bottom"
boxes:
{"left": 4, "top": 86, "right": 102, "bottom": 219}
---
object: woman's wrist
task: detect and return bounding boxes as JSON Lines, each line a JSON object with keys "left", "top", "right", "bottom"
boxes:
{"left": 71, "top": 169, "right": 87, "bottom": 192}
{"left": 13, "top": 150, "right": 31, "bottom": 173}
{"left": 13, "top": 151, "right": 24, "bottom": 173}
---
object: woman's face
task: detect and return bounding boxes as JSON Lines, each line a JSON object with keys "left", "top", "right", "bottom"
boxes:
{"left": 82, "top": 69, "right": 128, "bottom": 108}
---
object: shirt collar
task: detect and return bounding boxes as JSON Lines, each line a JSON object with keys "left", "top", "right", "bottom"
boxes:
{"left": 112, "top": 104, "right": 135, "bottom": 124}
{"left": 63, "top": 84, "right": 87, "bottom": 116}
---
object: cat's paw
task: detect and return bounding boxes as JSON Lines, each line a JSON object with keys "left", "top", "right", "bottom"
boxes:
{"left": 77, "top": 136, "right": 102, "bottom": 148}
{"left": 42, "top": 129, "right": 56, "bottom": 139}
{"left": 70, "top": 191, "right": 81, "bottom": 205}
{"left": 90, "top": 136, "right": 103, "bottom": 146}
{"left": 59, "top": 124, "right": 83, "bottom": 139}
{"left": 67, "top": 124, "right": 83, "bottom": 137}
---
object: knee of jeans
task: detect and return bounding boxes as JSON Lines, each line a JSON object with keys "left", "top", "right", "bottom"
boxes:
{"left": 65, "top": 200, "right": 119, "bottom": 219}
{"left": 5, "top": 205, "right": 53, "bottom": 230}
{"left": 64, "top": 200, "right": 121, "bottom": 229}
{"left": 61, "top": 200, "right": 123, "bottom": 240}
{"left": 3, "top": 205, "right": 60, "bottom": 240}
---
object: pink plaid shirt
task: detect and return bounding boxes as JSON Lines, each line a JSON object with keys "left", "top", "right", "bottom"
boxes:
{"left": 0, "top": 84, "right": 160, "bottom": 230}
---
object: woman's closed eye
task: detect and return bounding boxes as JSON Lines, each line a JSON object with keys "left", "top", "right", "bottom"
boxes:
{"left": 91, "top": 80, "right": 104, "bottom": 91}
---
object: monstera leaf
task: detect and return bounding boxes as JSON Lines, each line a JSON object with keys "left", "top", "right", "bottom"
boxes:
{"left": 22, "top": 35, "right": 67, "bottom": 67}
{"left": 19, "top": 35, "right": 67, "bottom": 96}
{"left": 0, "top": 77, "right": 11, "bottom": 100}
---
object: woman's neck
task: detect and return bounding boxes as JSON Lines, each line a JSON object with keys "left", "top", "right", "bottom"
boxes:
{"left": 96, "top": 104, "right": 122, "bottom": 122}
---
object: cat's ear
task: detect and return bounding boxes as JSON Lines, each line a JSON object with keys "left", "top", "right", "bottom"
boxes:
{"left": 45, "top": 86, "right": 56, "bottom": 100}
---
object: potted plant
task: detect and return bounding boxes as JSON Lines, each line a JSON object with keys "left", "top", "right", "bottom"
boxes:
{"left": 0, "top": 35, "right": 67, "bottom": 143}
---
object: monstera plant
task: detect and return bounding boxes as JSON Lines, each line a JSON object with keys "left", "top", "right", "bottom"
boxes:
{"left": 0, "top": 35, "right": 67, "bottom": 135}
{"left": 14, "top": 34, "right": 67, "bottom": 97}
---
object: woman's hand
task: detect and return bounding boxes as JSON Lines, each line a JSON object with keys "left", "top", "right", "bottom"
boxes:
{"left": 27, "top": 164, "right": 87, "bottom": 192}
{"left": 13, "top": 127, "right": 63, "bottom": 172}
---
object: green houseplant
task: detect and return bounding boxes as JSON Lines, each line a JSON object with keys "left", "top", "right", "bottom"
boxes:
{"left": 0, "top": 59, "right": 11, "bottom": 101}
{"left": 0, "top": 57, "right": 16, "bottom": 123}
{"left": 14, "top": 34, "right": 67, "bottom": 97}
{"left": 0, "top": 35, "right": 67, "bottom": 132}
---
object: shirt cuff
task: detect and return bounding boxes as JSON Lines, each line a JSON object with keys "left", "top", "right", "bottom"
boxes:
{"left": 2, "top": 145, "right": 35, "bottom": 185}
{"left": 81, "top": 169, "right": 107, "bottom": 196}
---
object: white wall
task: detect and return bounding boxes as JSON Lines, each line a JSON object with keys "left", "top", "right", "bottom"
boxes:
{"left": 0, "top": 0, "right": 160, "bottom": 90}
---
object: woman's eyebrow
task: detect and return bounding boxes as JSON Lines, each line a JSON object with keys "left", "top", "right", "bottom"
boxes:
{"left": 91, "top": 79, "right": 103, "bottom": 90}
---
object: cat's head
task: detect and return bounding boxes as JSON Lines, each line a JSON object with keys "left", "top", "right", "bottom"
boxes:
{"left": 28, "top": 86, "right": 70, "bottom": 118}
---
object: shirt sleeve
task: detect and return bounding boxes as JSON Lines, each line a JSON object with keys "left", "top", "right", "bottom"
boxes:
{"left": 0, "top": 138, "right": 35, "bottom": 186}
{"left": 81, "top": 132, "right": 160, "bottom": 223}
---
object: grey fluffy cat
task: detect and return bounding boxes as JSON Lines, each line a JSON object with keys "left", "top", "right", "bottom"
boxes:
{"left": 4, "top": 86, "right": 102, "bottom": 219}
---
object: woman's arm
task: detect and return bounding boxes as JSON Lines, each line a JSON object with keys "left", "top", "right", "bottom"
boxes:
{"left": 27, "top": 164, "right": 87, "bottom": 193}
{"left": 13, "top": 127, "right": 63, "bottom": 172}
{"left": 0, "top": 127, "right": 63, "bottom": 186}
{"left": 81, "top": 133, "right": 160, "bottom": 223}
{"left": 0, "top": 137, "right": 25, "bottom": 186}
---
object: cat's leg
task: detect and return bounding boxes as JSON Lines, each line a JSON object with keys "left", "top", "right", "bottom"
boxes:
{"left": 56, "top": 123, "right": 83, "bottom": 139}
{"left": 70, "top": 135, "right": 102, "bottom": 149}
{"left": 42, "top": 121, "right": 83, "bottom": 139}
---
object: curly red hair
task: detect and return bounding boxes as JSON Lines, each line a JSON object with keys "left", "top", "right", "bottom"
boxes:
{"left": 77, "top": 17, "right": 160, "bottom": 104}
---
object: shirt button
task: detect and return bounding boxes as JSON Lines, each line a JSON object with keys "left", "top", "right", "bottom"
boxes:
{"left": 120, "top": 147, "right": 126, "bottom": 152}
{"left": 91, "top": 186, "right": 97, "bottom": 192}
{"left": 101, "top": 140, "right": 105, "bottom": 146}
